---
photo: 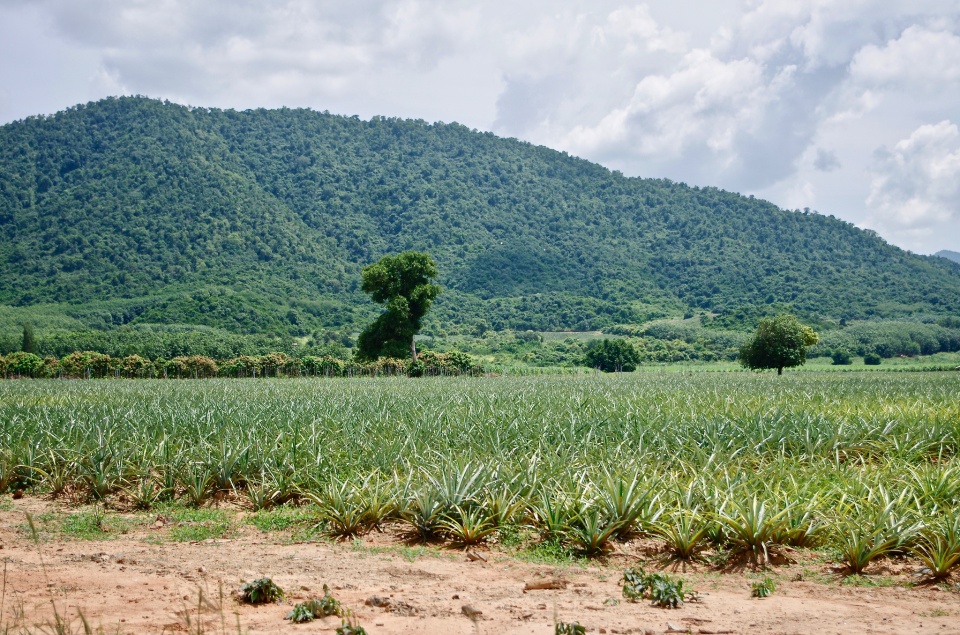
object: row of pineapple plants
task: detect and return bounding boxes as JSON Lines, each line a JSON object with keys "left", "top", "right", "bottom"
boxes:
{"left": 6, "top": 443, "right": 960, "bottom": 578}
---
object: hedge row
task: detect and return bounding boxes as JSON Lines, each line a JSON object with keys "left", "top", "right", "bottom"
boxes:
{"left": 0, "top": 350, "right": 483, "bottom": 379}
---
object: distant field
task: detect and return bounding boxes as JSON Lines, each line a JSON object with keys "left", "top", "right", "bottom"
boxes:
{"left": 2, "top": 372, "right": 959, "bottom": 573}
{"left": 626, "top": 350, "right": 960, "bottom": 373}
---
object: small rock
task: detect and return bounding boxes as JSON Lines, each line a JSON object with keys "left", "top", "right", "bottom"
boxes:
{"left": 461, "top": 605, "right": 482, "bottom": 620}
{"left": 365, "top": 595, "right": 392, "bottom": 608}
{"left": 452, "top": 594, "right": 459, "bottom": 599}
{"left": 392, "top": 601, "right": 418, "bottom": 616}
{"left": 466, "top": 551, "right": 487, "bottom": 562}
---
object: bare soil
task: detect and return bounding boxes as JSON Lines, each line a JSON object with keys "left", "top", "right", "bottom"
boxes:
{"left": 1, "top": 498, "right": 958, "bottom": 634}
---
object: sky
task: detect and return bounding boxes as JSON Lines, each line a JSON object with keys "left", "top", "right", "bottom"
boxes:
{"left": 1, "top": 1, "right": 958, "bottom": 255}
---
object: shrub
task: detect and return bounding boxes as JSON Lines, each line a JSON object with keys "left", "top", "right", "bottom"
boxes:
{"left": 286, "top": 585, "right": 343, "bottom": 622}
{"left": 831, "top": 349, "right": 852, "bottom": 365}
{"left": 238, "top": 577, "right": 284, "bottom": 604}
{"left": 2, "top": 352, "right": 44, "bottom": 377}
{"left": 863, "top": 352, "right": 881, "bottom": 365}
{"left": 621, "top": 566, "right": 690, "bottom": 608}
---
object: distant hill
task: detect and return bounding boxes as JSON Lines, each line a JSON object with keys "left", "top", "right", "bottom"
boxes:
{"left": 936, "top": 250, "right": 960, "bottom": 265}
{"left": 2, "top": 96, "right": 960, "bottom": 338}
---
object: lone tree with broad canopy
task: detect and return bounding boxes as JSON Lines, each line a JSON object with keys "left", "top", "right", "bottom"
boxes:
{"left": 739, "top": 313, "right": 819, "bottom": 375}
{"left": 356, "top": 251, "right": 442, "bottom": 362}
{"left": 583, "top": 338, "right": 641, "bottom": 372}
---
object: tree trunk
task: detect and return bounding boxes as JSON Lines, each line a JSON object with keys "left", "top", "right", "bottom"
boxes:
{"left": 777, "top": 366, "right": 783, "bottom": 376}
{"left": 410, "top": 336, "right": 418, "bottom": 363}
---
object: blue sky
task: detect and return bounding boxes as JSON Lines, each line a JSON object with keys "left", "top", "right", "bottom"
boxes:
{"left": 1, "top": 0, "right": 958, "bottom": 254}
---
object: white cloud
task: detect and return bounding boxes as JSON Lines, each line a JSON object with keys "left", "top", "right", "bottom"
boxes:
{"left": 850, "top": 25, "right": 960, "bottom": 87}
{"left": 563, "top": 49, "right": 768, "bottom": 160}
{"left": 866, "top": 121, "right": 960, "bottom": 232}
{"left": 603, "top": 5, "right": 688, "bottom": 54}
{"left": 16, "top": 0, "right": 483, "bottom": 108}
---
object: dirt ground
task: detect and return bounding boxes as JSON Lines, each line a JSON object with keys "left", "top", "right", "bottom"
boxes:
{"left": 1, "top": 498, "right": 958, "bottom": 635}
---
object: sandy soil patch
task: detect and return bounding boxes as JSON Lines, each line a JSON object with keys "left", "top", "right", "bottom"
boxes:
{"left": 0, "top": 498, "right": 957, "bottom": 634}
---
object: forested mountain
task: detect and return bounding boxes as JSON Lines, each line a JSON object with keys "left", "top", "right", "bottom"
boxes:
{"left": 936, "top": 250, "right": 960, "bottom": 265}
{"left": 1, "top": 96, "right": 959, "bottom": 339}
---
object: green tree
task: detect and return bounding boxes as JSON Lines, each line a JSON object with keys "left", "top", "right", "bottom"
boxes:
{"left": 863, "top": 351, "right": 882, "bottom": 365}
{"left": 21, "top": 323, "right": 36, "bottom": 354}
{"left": 582, "top": 338, "right": 641, "bottom": 372}
{"left": 739, "top": 314, "right": 819, "bottom": 375}
{"left": 831, "top": 348, "right": 852, "bottom": 365}
{"left": 356, "top": 252, "right": 441, "bottom": 362}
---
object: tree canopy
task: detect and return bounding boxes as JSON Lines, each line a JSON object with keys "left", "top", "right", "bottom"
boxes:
{"left": 356, "top": 252, "right": 441, "bottom": 361}
{"left": 583, "top": 338, "right": 641, "bottom": 372}
{"left": 738, "top": 314, "right": 819, "bottom": 375}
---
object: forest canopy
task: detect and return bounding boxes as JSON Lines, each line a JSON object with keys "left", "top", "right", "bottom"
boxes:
{"left": 1, "top": 97, "right": 959, "bottom": 343}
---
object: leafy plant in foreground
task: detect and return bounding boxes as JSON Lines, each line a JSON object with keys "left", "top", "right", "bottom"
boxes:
{"left": 335, "top": 611, "right": 367, "bottom": 635}
{"left": 287, "top": 602, "right": 316, "bottom": 623}
{"left": 648, "top": 574, "right": 687, "bottom": 608}
{"left": 286, "top": 584, "right": 343, "bottom": 622}
{"left": 621, "top": 566, "right": 690, "bottom": 608}
{"left": 751, "top": 577, "right": 776, "bottom": 598}
{"left": 556, "top": 620, "right": 587, "bottom": 635}
{"left": 238, "top": 577, "right": 284, "bottom": 604}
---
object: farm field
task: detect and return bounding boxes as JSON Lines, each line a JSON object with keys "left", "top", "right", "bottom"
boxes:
{"left": 1, "top": 372, "right": 960, "bottom": 633}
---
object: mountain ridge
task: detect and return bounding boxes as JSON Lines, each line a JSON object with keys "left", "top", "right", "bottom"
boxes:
{"left": 1, "top": 96, "right": 959, "bottom": 337}
{"left": 936, "top": 250, "right": 960, "bottom": 264}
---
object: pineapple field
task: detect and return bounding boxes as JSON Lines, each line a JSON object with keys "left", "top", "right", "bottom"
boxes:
{"left": 1, "top": 372, "right": 959, "bottom": 633}
{"left": 3, "top": 372, "right": 960, "bottom": 570}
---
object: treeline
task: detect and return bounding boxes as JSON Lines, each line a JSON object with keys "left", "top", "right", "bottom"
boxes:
{"left": 813, "top": 319, "right": 960, "bottom": 359}
{"left": 5, "top": 318, "right": 958, "bottom": 372}
{"left": 605, "top": 318, "right": 960, "bottom": 362}
{"left": 606, "top": 321, "right": 748, "bottom": 362}
{"left": 0, "top": 324, "right": 352, "bottom": 359}
{"left": 0, "top": 350, "right": 483, "bottom": 379}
